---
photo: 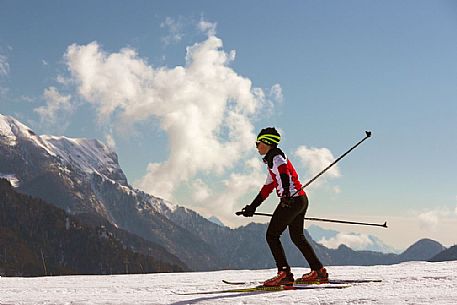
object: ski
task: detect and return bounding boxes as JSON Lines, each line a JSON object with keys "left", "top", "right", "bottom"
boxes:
{"left": 173, "top": 285, "right": 285, "bottom": 295}
{"left": 292, "top": 283, "right": 351, "bottom": 289}
{"left": 173, "top": 283, "right": 350, "bottom": 295}
{"left": 223, "top": 278, "right": 381, "bottom": 285}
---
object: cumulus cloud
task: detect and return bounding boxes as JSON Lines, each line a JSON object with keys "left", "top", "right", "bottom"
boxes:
{"left": 34, "top": 86, "right": 74, "bottom": 132}
{"left": 318, "top": 233, "right": 373, "bottom": 250}
{"left": 64, "top": 34, "right": 274, "bottom": 202}
{"left": 294, "top": 146, "right": 340, "bottom": 188}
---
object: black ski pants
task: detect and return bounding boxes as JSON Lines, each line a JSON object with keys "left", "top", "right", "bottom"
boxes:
{"left": 266, "top": 195, "right": 323, "bottom": 272}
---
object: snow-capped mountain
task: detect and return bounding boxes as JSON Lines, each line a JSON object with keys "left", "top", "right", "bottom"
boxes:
{"left": 0, "top": 114, "right": 218, "bottom": 270}
{"left": 0, "top": 114, "right": 127, "bottom": 187}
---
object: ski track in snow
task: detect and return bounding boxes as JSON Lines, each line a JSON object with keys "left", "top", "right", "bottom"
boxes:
{"left": 1, "top": 261, "right": 457, "bottom": 305}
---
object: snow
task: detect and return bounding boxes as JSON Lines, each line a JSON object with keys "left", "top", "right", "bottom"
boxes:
{"left": 42, "top": 135, "right": 120, "bottom": 178}
{"left": 0, "top": 173, "right": 19, "bottom": 187}
{"left": 0, "top": 114, "right": 56, "bottom": 156}
{"left": 0, "top": 114, "right": 19, "bottom": 146}
{"left": 1, "top": 261, "right": 457, "bottom": 305}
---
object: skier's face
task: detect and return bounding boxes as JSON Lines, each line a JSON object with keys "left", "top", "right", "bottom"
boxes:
{"left": 256, "top": 141, "right": 271, "bottom": 155}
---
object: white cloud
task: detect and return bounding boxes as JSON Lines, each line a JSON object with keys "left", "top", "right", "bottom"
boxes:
{"left": 34, "top": 86, "right": 73, "bottom": 131}
{"left": 0, "top": 54, "right": 9, "bottom": 77}
{"left": 198, "top": 19, "right": 217, "bottom": 37}
{"left": 104, "top": 133, "right": 116, "bottom": 150}
{"left": 160, "top": 17, "right": 184, "bottom": 45}
{"left": 294, "top": 145, "right": 340, "bottom": 188}
{"left": 203, "top": 157, "right": 265, "bottom": 224}
{"left": 417, "top": 207, "right": 457, "bottom": 231}
{"left": 269, "top": 84, "right": 283, "bottom": 104}
{"left": 191, "top": 179, "right": 211, "bottom": 202}
{"left": 318, "top": 233, "right": 373, "bottom": 250}
{"left": 64, "top": 35, "right": 272, "bottom": 202}
{"left": 418, "top": 210, "right": 440, "bottom": 231}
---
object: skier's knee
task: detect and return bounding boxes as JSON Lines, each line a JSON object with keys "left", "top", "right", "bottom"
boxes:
{"left": 266, "top": 230, "right": 280, "bottom": 245}
{"left": 289, "top": 231, "right": 305, "bottom": 246}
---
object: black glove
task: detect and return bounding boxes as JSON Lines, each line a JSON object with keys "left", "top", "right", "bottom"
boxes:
{"left": 241, "top": 204, "right": 256, "bottom": 217}
{"left": 240, "top": 192, "right": 263, "bottom": 217}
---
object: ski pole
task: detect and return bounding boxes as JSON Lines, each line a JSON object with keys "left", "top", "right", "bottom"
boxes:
{"left": 290, "top": 130, "right": 372, "bottom": 198}
{"left": 235, "top": 211, "right": 388, "bottom": 228}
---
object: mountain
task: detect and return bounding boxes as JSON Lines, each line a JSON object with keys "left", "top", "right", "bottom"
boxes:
{"left": 306, "top": 225, "right": 339, "bottom": 240}
{"left": 207, "top": 216, "right": 226, "bottom": 227}
{"left": 0, "top": 178, "right": 186, "bottom": 276}
{"left": 0, "top": 114, "right": 221, "bottom": 271}
{"left": 0, "top": 114, "right": 447, "bottom": 272}
{"left": 397, "top": 239, "right": 446, "bottom": 262}
{"left": 429, "top": 245, "right": 457, "bottom": 262}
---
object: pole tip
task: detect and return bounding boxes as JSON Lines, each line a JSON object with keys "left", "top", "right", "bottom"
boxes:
{"left": 365, "top": 131, "right": 372, "bottom": 138}
{"left": 383, "top": 221, "right": 388, "bottom": 228}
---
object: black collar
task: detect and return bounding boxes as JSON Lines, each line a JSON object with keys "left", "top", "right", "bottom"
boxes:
{"left": 263, "top": 147, "right": 285, "bottom": 169}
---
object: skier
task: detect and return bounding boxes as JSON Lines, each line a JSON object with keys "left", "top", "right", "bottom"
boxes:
{"left": 241, "top": 127, "right": 328, "bottom": 287}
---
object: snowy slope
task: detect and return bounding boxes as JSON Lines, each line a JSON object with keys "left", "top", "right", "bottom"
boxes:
{"left": 0, "top": 114, "right": 57, "bottom": 155}
{"left": 42, "top": 135, "right": 128, "bottom": 185}
{"left": 1, "top": 261, "right": 456, "bottom": 305}
{"left": 0, "top": 114, "right": 127, "bottom": 185}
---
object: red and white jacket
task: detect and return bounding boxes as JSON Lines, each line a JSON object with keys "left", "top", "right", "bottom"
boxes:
{"left": 251, "top": 148, "right": 305, "bottom": 207}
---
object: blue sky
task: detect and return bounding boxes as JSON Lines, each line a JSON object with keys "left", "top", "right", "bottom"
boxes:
{"left": 1, "top": 0, "right": 457, "bottom": 250}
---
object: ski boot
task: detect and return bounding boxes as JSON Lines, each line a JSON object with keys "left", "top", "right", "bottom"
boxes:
{"left": 263, "top": 271, "right": 294, "bottom": 287}
{"left": 295, "top": 267, "right": 328, "bottom": 284}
